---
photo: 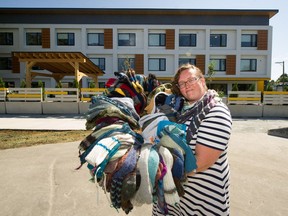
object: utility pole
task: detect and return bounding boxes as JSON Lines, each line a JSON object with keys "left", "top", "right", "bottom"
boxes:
{"left": 275, "top": 61, "right": 285, "bottom": 90}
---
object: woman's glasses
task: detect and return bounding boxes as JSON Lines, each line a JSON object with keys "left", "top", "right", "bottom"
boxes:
{"left": 177, "top": 77, "right": 200, "bottom": 89}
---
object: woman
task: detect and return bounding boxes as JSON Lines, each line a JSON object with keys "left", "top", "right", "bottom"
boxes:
{"left": 152, "top": 64, "right": 232, "bottom": 216}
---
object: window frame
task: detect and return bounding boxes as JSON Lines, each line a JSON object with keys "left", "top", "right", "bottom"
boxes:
{"left": 87, "top": 33, "right": 104, "bottom": 46}
{"left": 90, "top": 58, "right": 106, "bottom": 71}
{"left": 148, "top": 58, "right": 166, "bottom": 71}
{"left": 118, "top": 33, "right": 136, "bottom": 46}
{"left": 179, "top": 33, "right": 197, "bottom": 47}
{"left": 26, "top": 32, "right": 42, "bottom": 46}
{"left": 148, "top": 33, "right": 166, "bottom": 47}
{"left": 118, "top": 58, "right": 135, "bottom": 71}
{"left": 240, "top": 59, "right": 257, "bottom": 71}
{"left": 57, "top": 33, "right": 75, "bottom": 46}
{"left": 210, "top": 59, "right": 226, "bottom": 71}
{"left": 241, "top": 34, "right": 257, "bottom": 47}
{"left": 210, "top": 34, "right": 227, "bottom": 47}
{"left": 178, "top": 58, "right": 196, "bottom": 66}
{"left": 0, "top": 57, "right": 12, "bottom": 70}
{"left": 0, "top": 32, "right": 13, "bottom": 45}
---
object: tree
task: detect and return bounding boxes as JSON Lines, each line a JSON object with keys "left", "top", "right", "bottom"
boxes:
{"left": 207, "top": 61, "right": 215, "bottom": 88}
{"left": 0, "top": 78, "right": 5, "bottom": 88}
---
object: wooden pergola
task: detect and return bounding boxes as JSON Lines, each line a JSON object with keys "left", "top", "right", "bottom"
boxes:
{"left": 13, "top": 52, "right": 104, "bottom": 87}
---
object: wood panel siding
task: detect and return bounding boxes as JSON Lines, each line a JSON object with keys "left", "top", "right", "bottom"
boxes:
{"left": 135, "top": 54, "right": 144, "bottom": 74}
{"left": 12, "top": 56, "right": 20, "bottom": 73}
{"left": 196, "top": 55, "right": 205, "bottom": 74}
{"left": 257, "top": 30, "right": 268, "bottom": 50}
{"left": 42, "top": 28, "right": 50, "bottom": 48}
{"left": 226, "top": 55, "right": 236, "bottom": 75}
{"left": 104, "top": 29, "right": 113, "bottom": 49}
{"left": 166, "top": 29, "right": 175, "bottom": 50}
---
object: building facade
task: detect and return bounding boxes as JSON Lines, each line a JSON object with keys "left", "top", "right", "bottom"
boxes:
{"left": 0, "top": 8, "right": 278, "bottom": 94}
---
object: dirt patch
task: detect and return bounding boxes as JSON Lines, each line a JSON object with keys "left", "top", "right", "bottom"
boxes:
{"left": 0, "top": 129, "right": 91, "bottom": 150}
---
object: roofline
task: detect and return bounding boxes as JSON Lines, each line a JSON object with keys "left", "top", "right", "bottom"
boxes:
{"left": 0, "top": 8, "right": 279, "bottom": 19}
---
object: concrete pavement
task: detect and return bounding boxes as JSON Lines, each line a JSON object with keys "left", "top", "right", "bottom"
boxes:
{"left": 0, "top": 115, "right": 287, "bottom": 216}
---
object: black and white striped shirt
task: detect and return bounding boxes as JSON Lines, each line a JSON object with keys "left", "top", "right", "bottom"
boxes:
{"left": 153, "top": 103, "right": 232, "bottom": 216}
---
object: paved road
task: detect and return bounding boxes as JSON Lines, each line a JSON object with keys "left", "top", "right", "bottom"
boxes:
{"left": 0, "top": 115, "right": 287, "bottom": 216}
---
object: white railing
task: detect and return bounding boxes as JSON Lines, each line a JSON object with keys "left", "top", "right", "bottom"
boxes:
{"left": 80, "top": 88, "right": 105, "bottom": 102}
{"left": 228, "top": 91, "right": 262, "bottom": 105}
{"left": 6, "top": 88, "right": 42, "bottom": 102}
{"left": 44, "top": 88, "right": 79, "bottom": 102}
{"left": 0, "top": 88, "right": 7, "bottom": 101}
{"left": 263, "top": 91, "right": 288, "bottom": 105}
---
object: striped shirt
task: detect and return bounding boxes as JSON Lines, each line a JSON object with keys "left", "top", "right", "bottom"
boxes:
{"left": 152, "top": 102, "right": 232, "bottom": 216}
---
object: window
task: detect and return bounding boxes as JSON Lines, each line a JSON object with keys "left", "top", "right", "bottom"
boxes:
{"left": 26, "top": 32, "right": 42, "bottom": 45}
{"left": 148, "top": 58, "right": 166, "bottom": 71}
{"left": 0, "top": 32, "right": 13, "bottom": 45}
{"left": 241, "top": 34, "right": 257, "bottom": 47}
{"left": 210, "top": 34, "right": 227, "bottom": 47}
{"left": 241, "top": 59, "right": 257, "bottom": 71}
{"left": 118, "top": 58, "right": 135, "bottom": 71}
{"left": 90, "top": 58, "right": 105, "bottom": 71}
{"left": 210, "top": 59, "right": 226, "bottom": 71}
{"left": 149, "top": 33, "right": 166, "bottom": 46}
{"left": 179, "top": 58, "right": 196, "bottom": 66}
{"left": 98, "top": 82, "right": 106, "bottom": 88}
{"left": 87, "top": 33, "right": 104, "bottom": 46}
{"left": 118, "top": 33, "right": 136, "bottom": 46}
{"left": 0, "top": 57, "right": 12, "bottom": 70}
{"left": 57, "top": 33, "right": 75, "bottom": 46}
{"left": 179, "top": 34, "right": 196, "bottom": 47}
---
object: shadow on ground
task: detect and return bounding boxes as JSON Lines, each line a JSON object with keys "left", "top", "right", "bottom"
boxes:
{"left": 268, "top": 127, "right": 288, "bottom": 139}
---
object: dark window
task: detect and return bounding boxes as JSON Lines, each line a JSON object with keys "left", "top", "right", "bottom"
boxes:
{"left": 0, "top": 57, "right": 12, "bottom": 70}
{"left": 0, "top": 32, "right": 13, "bottom": 45}
{"left": 179, "top": 58, "right": 196, "bottom": 66}
{"left": 26, "top": 32, "right": 42, "bottom": 45}
{"left": 57, "top": 33, "right": 75, "bottom": 46}
{"left": 118, "top": 33, "right": 136, "bottom": 46}
{"left": 210, "top": 34, "right": 227, "bottom": 47}
{"left": 118, "top": 58, "right": 135, "bottom": 71}
{"left": 87, "top": 33, "right": 104, "bottom": 46}
{"left": 90, "top": 58, "right": 106, "bottom": 71}
{"left": 149, "top": 33, "right": 166, "bottom": 46}
{"left": 179, "top": 34, "right": 196, "bottom": 47}
{"left": 241, "top": 34, "right": 257, "bottom": 47}
{"left": 210, "top": 59, "right": 226, "bottom": 71}
{"left": 148, "top": 58, "right": 166, "bottom": 71}
{"left": 241, "top": 59, "right": 257, "bottom": 71}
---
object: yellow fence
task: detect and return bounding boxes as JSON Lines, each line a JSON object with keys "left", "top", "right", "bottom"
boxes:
{"left": 6, "top": 88, "right": 42, "bottom": 102}
{"left": 228, "top": 91, "right": 262, "bottom": 105}
{"left": 263, "top": 91, "right": 288, "bottom": 105}
{"left": 80, "top": 88, "right": 105, "bottom": 102}
{"left": 44, "top": 88, "right": 79, "bottom": 102}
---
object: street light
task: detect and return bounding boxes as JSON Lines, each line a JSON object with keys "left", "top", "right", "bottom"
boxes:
{"left": 275, "top": 61, "right": 285, "bottom": 90}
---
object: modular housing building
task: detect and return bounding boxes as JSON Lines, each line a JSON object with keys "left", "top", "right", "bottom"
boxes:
{"left": 0, "top": 8, "right": 278, "bottom": 94}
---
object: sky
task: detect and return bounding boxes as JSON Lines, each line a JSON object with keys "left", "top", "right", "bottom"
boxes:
{"left": 0, "top": 0, "right": 287, "bottom": 80}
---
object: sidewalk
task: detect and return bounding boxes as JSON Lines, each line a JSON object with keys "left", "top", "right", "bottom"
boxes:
{"left": 0, "top": 116, "right": 287, "bottom": 216}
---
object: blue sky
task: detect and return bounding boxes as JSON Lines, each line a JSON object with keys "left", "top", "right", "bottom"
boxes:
{"left": 1, "top": 0, "right": 287, "bottom": 80}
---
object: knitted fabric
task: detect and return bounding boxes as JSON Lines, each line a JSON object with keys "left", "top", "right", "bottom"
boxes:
{"left": 85, "top": 95, "right": 140, "bottom": 130}
{"left": 158, "top": 146, "right": 180, "bottom": 205}
{"left": 157, "top": 120, "right": 197, "bottom": 173}
{"left": 105, "top": 71, "right": 147, "bottom": 115}
{"left": 177, "top": 89, "right": 220, "bottom": 141}
{"left": 139, "top": 113, "right": 168, "bottom": 143}
{"left": 110, "top": 145, "right": 138, "bottom": 210}
{"left": 155, "top": 155, "right": 168, "bottom": 214}
{"left": 78, "top": 123, "right": 137, "bottom": 168}
{"left": 131, "top": 144, "right": 153, "bottom": 206}
{"left": 78, "top": 123, "right": 123, "bottom": 152}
